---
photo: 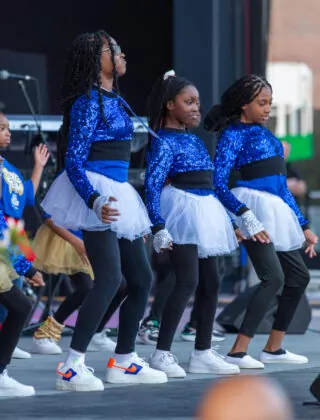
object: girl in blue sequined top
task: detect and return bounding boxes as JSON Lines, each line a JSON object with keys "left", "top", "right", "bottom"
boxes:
{"left": 206, "top": 74, "right": 318, "bottom": 369}
{"left": 42, "top": 30, "right": 165, "bottom": 390}
{"left": 144, "top": 71, "right": 240, "bottom": 377}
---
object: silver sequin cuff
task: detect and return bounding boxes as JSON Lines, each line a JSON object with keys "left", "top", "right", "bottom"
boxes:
{"left": 93, "top": 195, "right": 111, "bottom": 222}
{"left": 153, "top": 229, "right": 173, "bottom": 253}
{"left": 240, "top": 210, "right": 264, "bottom": 237}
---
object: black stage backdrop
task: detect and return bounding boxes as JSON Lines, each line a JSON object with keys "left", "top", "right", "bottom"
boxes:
{"left": 0, "top": 0, "right": 173, "bottom": 115}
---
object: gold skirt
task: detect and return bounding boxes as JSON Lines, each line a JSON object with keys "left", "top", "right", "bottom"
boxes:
{"left": 0, "top": 255, "right": 17, "bottom": 293}
{"left": 32, "top": 224, "right": 94, "bottom": 279}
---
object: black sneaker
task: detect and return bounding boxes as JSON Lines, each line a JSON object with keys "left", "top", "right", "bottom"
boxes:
{"left": 136, "top": 320, "right": 159, "bottom": 345}
{"left": 180, "top": 323, "right": 226, "bottom": 342}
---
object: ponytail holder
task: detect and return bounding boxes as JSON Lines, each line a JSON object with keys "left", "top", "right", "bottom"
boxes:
{"left": 163, "top": 70, "right": 175, "bottom": 81}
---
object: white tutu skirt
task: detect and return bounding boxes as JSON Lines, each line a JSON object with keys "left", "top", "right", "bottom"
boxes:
{"left": 232, "top": 187, "right": 305, "bottom": 251}
{"left": 160, "top": 186, "right": 238, "bottom": 258}
{"left": 41, "top": 171, "right": 151, "bottom": 240}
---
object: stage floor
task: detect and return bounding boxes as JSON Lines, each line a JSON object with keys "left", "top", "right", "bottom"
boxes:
{"left": 1, "top": 314, "right": 320, "bottom": 419}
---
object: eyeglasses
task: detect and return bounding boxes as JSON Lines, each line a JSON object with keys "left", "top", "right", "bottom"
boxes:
{"left": 102, "top": 44, "right": 122, "bottom": 56}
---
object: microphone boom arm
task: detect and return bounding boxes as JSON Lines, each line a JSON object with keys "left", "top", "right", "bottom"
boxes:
{"left": 17, "top": 80, "right": 56, "bottom": 165}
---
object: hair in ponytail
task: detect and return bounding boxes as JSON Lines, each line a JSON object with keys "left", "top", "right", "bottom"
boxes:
{"left": 146, "top": 70, "right": 194, "bottom": 144}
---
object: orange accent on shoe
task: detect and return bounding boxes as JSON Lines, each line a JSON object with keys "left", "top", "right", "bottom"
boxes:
{"left": 107, "top": 357, "right": 115, "bottom": 368}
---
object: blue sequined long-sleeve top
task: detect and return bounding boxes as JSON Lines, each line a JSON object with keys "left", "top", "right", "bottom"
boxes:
{"left": 145, "top": 128, "right": 215, "bottom": 229}
{"left": 65, "top": 88, "right": 133, "bottom": 206}
{"left": 213, "top": 123, "right": 308, "bottom": 227}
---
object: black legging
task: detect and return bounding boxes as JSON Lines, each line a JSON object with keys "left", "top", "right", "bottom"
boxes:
{"left": 149, "top": 252, "right": 175, "bottom": 322}
{"left": 71, "top": 230, "right": 152, "bottom": 354}
{"left": 0, "top": 285, "right": 32, "bottom": 367}
{"left": 239, "top": 240, "right": 310, "bottom": 337}
{"left": 54, "top": 272, "right": 127, "bottom": 332}
{"left": 157, "top": 244, "right": 221, "bottom": 351}
{"left": 148, "top": 253, "right": 225, "bottom": 329}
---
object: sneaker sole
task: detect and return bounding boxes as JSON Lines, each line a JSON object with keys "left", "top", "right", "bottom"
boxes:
{"left": 187, "top": 367, "right": 240, "bottom": 375}
{"left": 180, "top": 335, "right": 196, "bottom": 342}
{"left": 12, "top": 354, "right": 32, "bottom": 359}
{"left": 105, "top": 373, "right": 168, "bottom": 384}
{"left": 135, "top": 337, "right": 158, "bottom": 345}
{"left": 30, "top": 347, "right": 62, "bottom": 355}
{"left": 0, "top": 388, "right": 35, "bottom": 397}
{"left": 212, "top": 336, "right": 226, "bottom": 342}
{"left": 260, "top": 358, "right": 308, "bottom": 364}
{"left": 56, "top": 379, "right": 104, "bottom": 392}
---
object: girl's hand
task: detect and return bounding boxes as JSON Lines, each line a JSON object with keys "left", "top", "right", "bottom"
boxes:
{"left": 72, "top": 237, "right": 90, "bottom": 265}
{"left": 235, "top": 228, "right": 246, "bottom": 243}
{"left": 34, "top": 144, "right": 50, "bottom": 168}
{"left": 27, "top": 271, "right": 45, "bottom": 287}
{"left": 251, "top": 230, "right": 271, "bottom": 244}
{"left": 304, "top": 229, "right": 318, "bottom": 259}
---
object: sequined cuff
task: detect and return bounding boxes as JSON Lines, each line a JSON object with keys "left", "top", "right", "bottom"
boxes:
{"left": 240, "top": 210, "right": 264, "bottom": 237}
{"left": 153, "top": 229, "right": 173, "bottom": 253}
{"left": 302, "top": 224, "right": 310, "bottom": 231}
{"left": 12, "top": 255, "right": 33, "bottom": 276}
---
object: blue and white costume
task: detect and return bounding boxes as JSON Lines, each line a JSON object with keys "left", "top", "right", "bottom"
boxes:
{"left": 213, "top": 122, "right": 307, "bottom": 251}
{"left": 145, "top": 128, "right": 238, "bottom": 258}
{"left": 42, "top": 88, "right": 151, "bottom": 240}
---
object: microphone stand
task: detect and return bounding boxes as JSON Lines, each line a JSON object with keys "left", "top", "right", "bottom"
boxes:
{"left": 17, "top": 80, "right": 56, "bottom": 166}
{"left": 17, "top": 80, "right": 62, "bottom": 335}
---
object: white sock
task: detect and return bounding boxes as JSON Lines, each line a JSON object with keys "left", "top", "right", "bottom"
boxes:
{"left": 194, "top": 349, "right": 206, "bottom": 356}
{"left": 114, "top": 352, "right": 133, "bottom": 364}
{"left": 154, "top": 349, "right": 170, "bottom": 358}
{"left": 65, "top": 348, "right": 85, "bottom": 366}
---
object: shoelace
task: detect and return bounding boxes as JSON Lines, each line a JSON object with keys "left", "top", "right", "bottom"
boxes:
{"left": 131, "top": 353, "right": 149, "bottom": 367}
{"left": 207, "top": 347, "right": 226, "bottom": 361}
{"left": 159, "top": 352, "right": 179, "bottom": 366}
{"left": 76, "top": 363, "right": 95, "bottom": 376}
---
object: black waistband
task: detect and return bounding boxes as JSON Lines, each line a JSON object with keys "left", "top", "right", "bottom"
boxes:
{"left": 88, "top": 141, "right": 131, "bottom": 162}
{"left": 171, "top": 170, "right": 213, "bottom": 190}
{"left": 240, "top": 156, "right": 287, "bottom": 180}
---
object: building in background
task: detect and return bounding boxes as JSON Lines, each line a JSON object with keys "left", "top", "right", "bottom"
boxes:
{"left": 268, "top": 0, "right": 320, "bottom": 189}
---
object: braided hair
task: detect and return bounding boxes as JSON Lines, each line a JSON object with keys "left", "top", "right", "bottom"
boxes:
{"left": 57, "top": 29, "right": 119, "bottom": 171}
{"left": 146, "top": 72, "right": 195, "bottom": 144}
{"left": 204, "top": 74, "right": 272, "bottom": 133}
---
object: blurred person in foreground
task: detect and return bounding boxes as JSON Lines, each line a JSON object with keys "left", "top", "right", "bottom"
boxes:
{"left": 198, "top": 375, "right": 293, "bottom": 420}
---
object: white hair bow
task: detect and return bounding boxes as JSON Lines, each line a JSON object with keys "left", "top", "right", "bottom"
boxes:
{"left": 163, "top": 70, "right": 176, "bottom": 80}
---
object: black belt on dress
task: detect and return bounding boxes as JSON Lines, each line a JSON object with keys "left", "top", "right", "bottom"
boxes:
{"left": 88, "top": 140, "right": 131, "bottom": 162}
{"left": 240, "top": 156, "right": 287, "bottom": 180}
{"left": 171, "top": 170, "right": 213, "bottom": 190}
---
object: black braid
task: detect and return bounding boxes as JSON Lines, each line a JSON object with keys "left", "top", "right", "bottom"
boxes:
{"left": 204, "top": 74, "right": 272, "bottom": 132}
{"left": 57, "top": 30, "right": 119, "bottom": 172}
{"left": 146, "top": 74, "right": 194, "bottom": 145}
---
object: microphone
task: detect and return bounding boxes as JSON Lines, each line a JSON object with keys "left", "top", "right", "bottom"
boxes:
{"left": 0, "top": 70, "right": 35, "bottom": 81}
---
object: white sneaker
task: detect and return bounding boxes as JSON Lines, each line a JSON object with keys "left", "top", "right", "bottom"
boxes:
{"left": 188, "top": 349, "right": 240, "bottom": 375}
{"left": 225, "top": 354, "right": 264, "bottom": 369}
{"left": 149, "top": 351, "right": 186, "bottom": 378}
{"left": 30, "top": 338, "right": 63, "bottom": 355}
{"left": 87, "top": 331, "right": 116, "bottom": 352}
{"left": 260, "top": 349, "right": 308, "bottom": 364}
{"left": 12, "top": 347, "right": 31, "bottom": 359}
{"left": 0, "top": 370, "right": 35, "bottom": 397}
{"left": 106, "top": 352, "right": 168, "bottom": 384}
{"left": 56, "top": 359, "right": 104, "bottom": 392}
